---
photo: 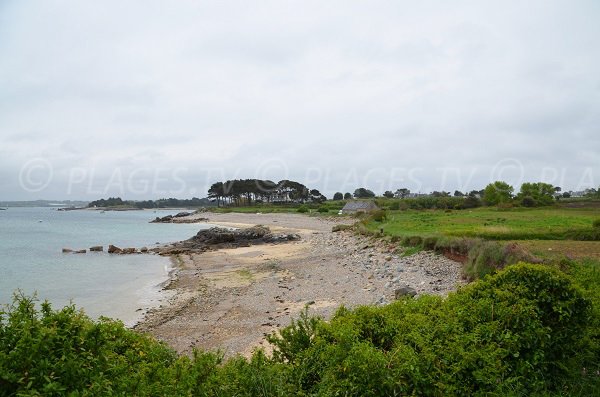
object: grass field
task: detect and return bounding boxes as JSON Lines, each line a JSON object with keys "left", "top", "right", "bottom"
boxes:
{"left": 369, "top": 206, "right": 600, "bottom": 240}
{"left": 361, "top": 206, "right": 600, "bottom": 260}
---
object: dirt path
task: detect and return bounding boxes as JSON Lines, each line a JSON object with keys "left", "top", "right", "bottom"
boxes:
{"left": 135, "top": 213, "right": 464, "bottom": 358}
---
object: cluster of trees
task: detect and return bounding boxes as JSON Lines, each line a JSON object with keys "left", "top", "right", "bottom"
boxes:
{"left": 335, "top": 181, "right": 564, "bottom": 209}
{"left": 207, "top": 179, "right": 326, "bottom": 207}
{"left": 584, "top": 187, "right": 600, "bottom": 199}
{"left": 87, "top": 197, "right": 212, "bottom": 209}
{"left": 482, "top": 181, "right": 558, "bottom": 207}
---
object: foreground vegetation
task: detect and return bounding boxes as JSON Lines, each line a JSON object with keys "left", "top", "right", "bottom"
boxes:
{"left": 1, "top": 262, "right": 599, "bottom": 396}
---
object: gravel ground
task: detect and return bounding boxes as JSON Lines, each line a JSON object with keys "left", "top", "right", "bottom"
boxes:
{"left": 135, "top": 212, "right": 465, "bottom": 358}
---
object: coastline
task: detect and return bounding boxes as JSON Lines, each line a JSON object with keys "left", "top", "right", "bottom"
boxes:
{"left": 134, "top": 212, "right": 465, "bottom": 358}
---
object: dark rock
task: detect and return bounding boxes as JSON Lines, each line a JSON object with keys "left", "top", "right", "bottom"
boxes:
{"left": 140, "top": 246, "right": 148, "bottom": 253}
{"left": 121, "top": 248, "right": 137, "bottom": 254}
{"left": 151, "top": 215, "right": 173, "bottom": 223}
{"left": 73, "top": 249, "right": 86, "bottom": 254}
{"left": 157, "top": 225, "right": 299, "bottom": 254}
{"left": 394, "top": 285, "right": 417, "bottom": 299}
{"left": 174, "top": 211, "right": 192, "bottom": 218}
{"left": 62, "top": 248, "right": 73, "bottom": 253}
{"left": 89, "top": 246, "right": 103, "bottom": 252}
{"left": 108, "top": 244, "right": 122, "bottom": 254}
{"left": 151, "top": 213, "right": 208, "bottom": 223}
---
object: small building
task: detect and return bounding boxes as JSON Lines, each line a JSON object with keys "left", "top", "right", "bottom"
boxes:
{"left": 341, "top": 200, "right": 379, "bottom": 214}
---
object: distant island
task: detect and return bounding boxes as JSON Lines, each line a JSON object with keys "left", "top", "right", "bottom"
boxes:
{"left": 0, "top": 200, "right": 89, "bottom": 208}
{"left": 87, "top": 196, "right": 214, "bottom": 209}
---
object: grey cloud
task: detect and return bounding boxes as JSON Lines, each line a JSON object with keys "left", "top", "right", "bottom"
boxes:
{"left": 1, "top": 0, "right": 599, "bottom": 200}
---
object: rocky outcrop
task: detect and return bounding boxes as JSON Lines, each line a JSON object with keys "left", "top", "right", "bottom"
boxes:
{"left": 155, "top": 225, "right": 300, "bottom": 255}
{"left": 108, "top": 244, "right": 122, "bottom": 254}
{"left": 89, "top": 246, "right": 103, "bottom": 252}
{"left": 62, "top": 248, "right": 86, "bottom": 254}
{"left": 150, "top": 212, "right": 209, "bottom": 223}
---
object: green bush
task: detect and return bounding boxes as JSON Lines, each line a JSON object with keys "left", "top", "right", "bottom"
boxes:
{"left": 462, "top": 240, "right": 539, "bottom": 280}
{"left": 389, "top": 201, "right": 400, "bottom": 210}
{"left": 317, "top": 206, "right": 329, "bottom": 213}
{"left": 593, "top": 219, "right": 600, "bottom": 229}
{"left": 369, "top": 209, "right": 387, "bottom": 222}
{"left": 2, "top": 262, "right": 599, "bottom": 396}
{"left": 265, "top": 264, "right": 596, "bottom": 395}
{"left": 297, "top": 205, "right": 309, "bottom": 213}
{"left": 521, "top": 195, "right": 536, "bottom": 207}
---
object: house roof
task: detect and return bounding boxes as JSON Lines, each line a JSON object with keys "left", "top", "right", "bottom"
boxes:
{"left": 342, "top": 201, "right": 378, "bottom": 211}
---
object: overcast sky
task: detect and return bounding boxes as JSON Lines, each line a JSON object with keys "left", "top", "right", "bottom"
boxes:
{"left": 1, "top": 0, "right": 599, "bottom": 200}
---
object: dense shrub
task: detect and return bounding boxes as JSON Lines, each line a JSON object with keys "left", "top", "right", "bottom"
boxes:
{"left": 2, "top": 262, "right": 599, "bottom": 396}
{"left": 265, "top": 264, "right": 596, "bottom": 395}
{"left": 521, "top": 195, "right": 536, "bottom": 207}
{"left": 369, "top": 209, "right": 387, "bottom": 222}
{"left": 297, "top": 205, "right": 309, "bottom": 213}
{"left": 316, "top": 206, "right": 329, "bottom": 213}
{"left": 593, "top": 218, "right": 600, "bottom": 229}
{"left": 463, "top": 240, "right": 540, "bottom": 280}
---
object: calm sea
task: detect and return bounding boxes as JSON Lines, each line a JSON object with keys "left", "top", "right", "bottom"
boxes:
{"left": 0, "top": 207, "right": 206, "bottom": 325}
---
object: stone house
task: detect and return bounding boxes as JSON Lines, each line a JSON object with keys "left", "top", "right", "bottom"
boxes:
{"left": 341, "top": 200, "right": 379, "bottom": 214}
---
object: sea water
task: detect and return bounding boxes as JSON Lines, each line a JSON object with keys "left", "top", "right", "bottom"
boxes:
{"left": 0, "top": 207, "right": 207, "bottom": 325}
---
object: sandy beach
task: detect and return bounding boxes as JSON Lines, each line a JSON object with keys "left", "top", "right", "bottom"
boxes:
{"left": 135, "top": 212, "right": 464, "bottom": 358}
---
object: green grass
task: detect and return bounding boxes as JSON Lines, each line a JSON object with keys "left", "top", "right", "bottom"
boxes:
{"left": 368, "top": 206, "right": 600, "bottom": 241}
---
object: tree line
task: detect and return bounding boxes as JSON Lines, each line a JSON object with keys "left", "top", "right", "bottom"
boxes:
{"left": 87, "top": 197, "right": 212, "bottom": 209}
{"left": 207, "top": 179, "right": 326, "bottom": 207}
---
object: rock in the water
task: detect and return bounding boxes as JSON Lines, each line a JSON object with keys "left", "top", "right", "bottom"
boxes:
{"left": 140, "top": 246, "right": 148, "bottom": 253}
{"left": 62, "top": 248, "right": 73, "bottom": 253}
{"left": 151, "top": 215, "right": 173, "bottom": 223}
{"left": 73, "top": 249, "right": 86, "bottom": 254}
{"left": 121, "top": 248, "right": 137, "bottom": 254}
{"left": 394, "top": 285, "right": 417, "bottom": 299}
{"left": 89, "top": 246, "right": 103, "bottom": 252}
{"left": 108, "top": 244, "right": 122, "bottom": 254}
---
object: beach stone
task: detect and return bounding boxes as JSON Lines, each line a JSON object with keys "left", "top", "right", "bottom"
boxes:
{"left": 108, "top": 244, "right": 122, "bottom": 254}
{"left": 140, "top": 246, "right": 148, "bottom": 253}
{"left": 89, "top": 246, "right": 103, "bottom": 252}
{"left": 394, "top": 285, "right": 417, "bottom": 299}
